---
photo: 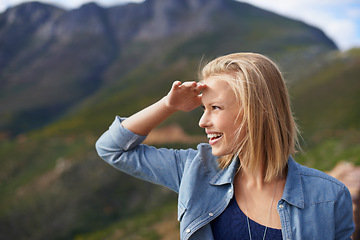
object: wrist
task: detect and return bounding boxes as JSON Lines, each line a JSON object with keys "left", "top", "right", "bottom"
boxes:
{"left": 161, "top": 96, "right": 178, "bottom": 115}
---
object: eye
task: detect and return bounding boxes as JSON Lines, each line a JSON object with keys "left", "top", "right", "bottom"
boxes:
{"left": 212, "top": 106, "right": 221, "bottom": 110}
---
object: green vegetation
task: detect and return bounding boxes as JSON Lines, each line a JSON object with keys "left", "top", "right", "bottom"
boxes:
{"left": 1, "top": 48, "right": 358, "bottom": 239}
{"left": 74, "top": 202, "right": 179, "bottom": 240}
{"left": 290, "top": 50, "right": 360, "bottom": 170}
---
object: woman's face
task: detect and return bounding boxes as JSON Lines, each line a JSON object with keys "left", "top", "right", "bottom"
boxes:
{"left": 199, "top": 76, "right": 243, "bottom": 156}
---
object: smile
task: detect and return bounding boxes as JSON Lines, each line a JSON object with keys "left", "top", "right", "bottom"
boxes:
{"left": 207, "top": 133, "right": 223, "bottom": 139}
{"left": 207, "top": 133, "right": 223, "bottom": 145}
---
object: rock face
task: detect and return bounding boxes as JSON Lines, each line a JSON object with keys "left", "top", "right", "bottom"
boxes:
{"left": 329, "top": 162, "right": 360, "bottom": 239}
{"left": 0, "top": 0, "right": 338, "bottom": 136}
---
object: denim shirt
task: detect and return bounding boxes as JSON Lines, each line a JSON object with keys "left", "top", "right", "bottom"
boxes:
{"left": 95, "top": 116, "right": 355, "bottom": 240}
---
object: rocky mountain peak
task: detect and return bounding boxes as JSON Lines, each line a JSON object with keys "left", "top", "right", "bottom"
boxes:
{"left": 2, "top": 2, "right": 63, "bottom": 25}
{"left": 134, "top": 0, "right": 230, "bottom": 41}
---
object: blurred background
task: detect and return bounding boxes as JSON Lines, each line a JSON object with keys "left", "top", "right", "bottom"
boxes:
{"left": 0, "top": 0, "right": 359, "bottom": 239}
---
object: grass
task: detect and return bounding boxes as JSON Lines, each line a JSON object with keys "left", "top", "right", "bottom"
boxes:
{"left": 296, "top": 129, "right": 360, "bottom": 171}
{"left": 74, "top": 202, "right": 179, "bottom": 240}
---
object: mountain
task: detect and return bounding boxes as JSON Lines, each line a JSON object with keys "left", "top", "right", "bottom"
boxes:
{"left": 0, "top": 0, "right": 337, "bottom": 137}
{"left": 2, "top": 0, "right": 357, "bottom": 239}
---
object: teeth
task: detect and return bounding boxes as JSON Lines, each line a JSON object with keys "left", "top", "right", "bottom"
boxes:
{"left": 207, "top": 133, "right": 223, "bottom": 139}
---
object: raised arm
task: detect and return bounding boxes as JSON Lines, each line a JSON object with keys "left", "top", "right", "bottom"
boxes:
{"left": 122, "top": 81, "right": 206, "bottom": 136}
{"left": 95, "top": 81, "right": 207, "bottom": 192}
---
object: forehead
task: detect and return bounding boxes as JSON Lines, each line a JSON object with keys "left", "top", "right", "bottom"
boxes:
{"left": 202, "top": 75, "right": 236, "bottom": 104}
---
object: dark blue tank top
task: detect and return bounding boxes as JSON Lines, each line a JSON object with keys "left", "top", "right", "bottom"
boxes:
{"left": 211, "top": 197, "right": 282, "bottom": 240}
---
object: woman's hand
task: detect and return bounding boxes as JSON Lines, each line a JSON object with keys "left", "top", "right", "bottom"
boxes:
{"left": 164, "top": 81, "right": 207, "bottom": 112}
{"left": 122, "top": 81, "right": 206, "bottom": 136}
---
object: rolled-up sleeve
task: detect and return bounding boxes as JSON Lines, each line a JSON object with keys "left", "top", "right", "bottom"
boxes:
{"left": 95, "top": 116, "right": 197, "bottom": 193}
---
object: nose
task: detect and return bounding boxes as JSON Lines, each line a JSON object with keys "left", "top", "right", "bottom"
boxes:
{"left": 199, "top": 111, "right": 211, "bottom": 129}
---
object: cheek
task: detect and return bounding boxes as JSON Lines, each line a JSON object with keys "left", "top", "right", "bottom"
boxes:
{"left": 224, "top": 116, "right": 238, "bottom": 130}
{"left": 224, "top": 118, "right": 243, "bottom": 141}
{"left": 222, "top": 124, "right": 237, "bottom": 141}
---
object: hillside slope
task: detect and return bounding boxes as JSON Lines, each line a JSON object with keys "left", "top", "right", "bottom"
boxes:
{"left": 0, "top": 0, "right": 337, "bottom": 137}
{"left": 1, "top": 49, "right": 358, "bottom": 239}
{"left": 291, "top": 49, "right": 360, "bottom": 170}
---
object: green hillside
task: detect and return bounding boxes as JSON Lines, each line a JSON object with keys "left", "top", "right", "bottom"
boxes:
{"left": 1, "top": 48, "right": 359, "bottom": 239}
{"left": 291, "top": 49, "right": 360, "bottom": 170}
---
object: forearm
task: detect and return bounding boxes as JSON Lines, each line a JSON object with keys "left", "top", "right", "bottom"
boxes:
{"left": 121, "top": 96, "right": 176, "bottom": 136}
{"left": 96, "top": 116, "right": 196, "bottom": 192}
{"left": 121, "top": 81, "right": 205, "bottom": 136}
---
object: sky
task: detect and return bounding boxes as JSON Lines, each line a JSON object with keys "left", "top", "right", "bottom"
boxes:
{"left": 1, "top": 0, "right": 359, "bottom": 51}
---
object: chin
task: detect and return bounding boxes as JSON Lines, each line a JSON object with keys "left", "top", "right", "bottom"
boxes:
{"left": 211, "top": 147, "right": 235, "bottom": 157}
{"left": 212, "top": 152, "right": 222, "bottom": 157}
{"left": 211, "top": 148, "right": 225, "bottom": 157}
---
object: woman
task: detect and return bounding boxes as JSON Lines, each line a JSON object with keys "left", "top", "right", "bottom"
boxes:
{"left": 96, "top": 53, "right": 354, "bottom": 239}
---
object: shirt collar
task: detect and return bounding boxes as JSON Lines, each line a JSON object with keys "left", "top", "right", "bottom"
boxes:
{"left": 209, "top": 155, "right": 239, "bottom": 186}
{"left": 281, "top": 156, "right": 305, "bottom": 209}
{"left": 209, "top": 155, "right": 305, "bottom": 209}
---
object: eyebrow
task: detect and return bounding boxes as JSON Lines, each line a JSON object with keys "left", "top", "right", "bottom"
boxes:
{"left": 202, "top": 101, "right": 225, "bottom": 107}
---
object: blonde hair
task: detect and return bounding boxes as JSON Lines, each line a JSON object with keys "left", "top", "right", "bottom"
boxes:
{"left": 200, "top": 53, "right": 299, "bottom": 182}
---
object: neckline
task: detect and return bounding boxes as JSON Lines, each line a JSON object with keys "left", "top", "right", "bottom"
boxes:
{"left": 231, "top": 197, "right": 282, "bottom": 231}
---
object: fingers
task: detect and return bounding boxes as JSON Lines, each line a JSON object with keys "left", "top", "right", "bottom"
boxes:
{"left": 167, "top": 81, "right": 206, "bottom": 112}
{"left": 173, "top": 81, "right": 207, "bottom": 91}
{"left": 197, "top": 82, "right": 207, "bottom": 90}
{"left": 178, "top": 81, "right": 196, "bottom": 88}
{"left": 172, "top": 80, "right": 182, "bottom": 90}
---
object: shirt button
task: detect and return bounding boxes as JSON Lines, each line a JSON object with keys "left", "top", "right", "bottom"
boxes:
{"left": 186, "top": 229, "right": 191, "bottom": 233}
{"left": 209, "top": 212, "right": 214, "bottom": 217}
{"left": 279, "top": 204, "right": 284, "bottom": 209}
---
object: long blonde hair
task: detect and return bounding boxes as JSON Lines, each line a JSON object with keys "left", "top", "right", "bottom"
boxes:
{"left": 200, "top": 53, "right": 299, "bottom": 182}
